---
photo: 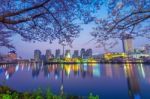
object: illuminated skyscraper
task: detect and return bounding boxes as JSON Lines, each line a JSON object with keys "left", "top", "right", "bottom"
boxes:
{"left": 34, "top": 50, "right": 41, "bottom": 62}
{"left": 65, "top": 50, "right": 71, "bottom": 58}
{"left": 124, "top": 64, "right": 141, "bottom": 99}
{"left": 45, "top": 49, "right": 52, "bottom": 61}
{"left": 122, "top": 34, "right": 133, "bottom": 53}
{"left": 72, "top": 50, "right": 79, "bottom": 58}
{"left": 86, "top": 49, "right": 92, "bottom": 58}
{"left": 55, "top": 49, "right": 61, "bottom": 58}
{"left": 80, "top": 48, "right": 86, "bottom": 58}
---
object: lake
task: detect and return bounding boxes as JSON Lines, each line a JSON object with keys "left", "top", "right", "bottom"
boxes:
{"left": 0, "top": 63, "right": 150, "bottom": 99}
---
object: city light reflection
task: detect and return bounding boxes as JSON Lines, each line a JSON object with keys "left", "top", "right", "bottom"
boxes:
{"left": 93, "top": 64, "right": 100, "bottom": 77}
{"left": 0, "top": 62, "right": 150, "bottom": 99}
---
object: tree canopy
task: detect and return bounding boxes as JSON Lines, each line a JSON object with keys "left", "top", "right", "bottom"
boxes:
{"left": 0, "top": 30, "right": 14, "bottom": 49}
{"left": 0, "top": 0, "right": 150, "bottom": 49}
{"left": 0, "top": 0, "right": 102, "bottom": 48}
{"left": 91, "top": 0, "right": 150, "bottom": 49}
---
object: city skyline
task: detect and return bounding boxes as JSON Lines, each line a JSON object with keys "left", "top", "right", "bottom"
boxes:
{"left": 1, "top": 31, "right": 150, "bottom": 59}
{"left": 0, "top": 1, "right": 149, "bottom": 99}
{"left": 33, "top": 48, "right": 93, "bottom": 60}
{"left": 0, "top": 5, "right": 150, "bottom": 59}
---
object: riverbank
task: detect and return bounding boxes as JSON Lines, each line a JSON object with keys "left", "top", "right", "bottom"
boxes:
{"left": 1, "top": 61, "right": 150, "bottom": 65}
{"left": 0, "top": 86, "right": 99, "bottom": 99}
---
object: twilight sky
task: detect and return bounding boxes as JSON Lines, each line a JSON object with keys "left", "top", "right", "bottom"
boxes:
{"left": 1, "top": 25, "right": 149, "bottom": 59}
{"left": 0, "top": 6, "right": 150, "bottom": 59}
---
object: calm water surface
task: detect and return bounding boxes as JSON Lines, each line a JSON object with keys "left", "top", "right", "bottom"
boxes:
{"left": 0, "top": 63, "right": 150, "bottom": 99}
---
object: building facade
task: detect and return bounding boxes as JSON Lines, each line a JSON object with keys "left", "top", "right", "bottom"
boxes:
{"left": 86, "top": 49, "right": 92, "bottom": 58}
{"left": 72, "top": 50, "right": 79, "bottom": 58}
{"left": 34, "top": 50, "right": 41, "bottom": 62}
{"left": 80, "top": 48, "right": 86, "bottom": 58}
{"left": 65, "top": 50, "right": 71, "bottom": 58}
{"left": 122, "top": 34, "right": 133, "bottom": 54}
{"left": 45, "top": 49, "right": 52, "bottom": 61}
{"left": 8, "top": 50, "right": 17, "bottom": 60}
{"left": 55, "top": 49, "right": 61, "bottom": 58}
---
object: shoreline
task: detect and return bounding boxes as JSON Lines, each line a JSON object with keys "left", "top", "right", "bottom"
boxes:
{"left": 0, "top": 85, "right": 99, "bottom": 99}
{"left": 0, "top": 61, "right": 150, "bottom": 65}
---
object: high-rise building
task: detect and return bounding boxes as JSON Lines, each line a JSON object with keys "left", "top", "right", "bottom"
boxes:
{"left": 122, "top": 34, "right": 133, "bottom": 53}
{"left": 34, "top": 50, "right": 41, "bottom": 61}
{"left": 45, "top": 49, "right": 52, "bottom": 61}
{"left": 55, "top": 49, "right": 61, "bottom": 58}
{"left": 72, "top": 50, "right": 79, "bottom": 58}
{"left": 65, "top": 50, "right": 71, "bottom": 58}
{"left": 80, "top": 48, "right": 86, "bottom": 58}
{"left": 8, "top": 50, "right": 17, "bottom": 60}
{"left": 86, "top": 49, "right": 92, "bottom": 58}
{"left": 41, "top": 55, "right": 46, "bottom": 61}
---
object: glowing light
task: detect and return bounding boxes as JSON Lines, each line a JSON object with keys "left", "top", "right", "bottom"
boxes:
{"left": 93, "top": 64, "right": 100, "bottom": 77}
{"left": 73, "top": 64, "right": 80, "bottom": 71}
{"left": 104, "top": 53, "right": 127, "bottom": 60}
{"left": 6, "top": 74, "right": 9, "bottom": 80}
{"left": 5, "top": 71, "right": 9, "bottom": 80}
{"left": 21, "top": 66, "right": 24, "bottom": 70}
{"left": 66, "top": 52, "right": 71, "bottom": 58}
{"left": 140, "top": 64, "right": 145, "bottom": 79}
{"left": 87, "top": 58, "right": 97, "bottom": 66}
{"left": 15, "top": 64, "right": 19, "bottom": 71}
{"left": 60, "top": 85, "right": 63, "bottom": 91}
{"left": 28, "top": 66, "right": 30, "bottom": 71}
{"left": 73, "top": 58, "right": 80, "bottom": 63}
{"left": 83, "top": 64, "right": 87, "bottom": 71}
{"left": 47, "top": 74, "right": 50, "bottom": 78}
{"left": 55, "top": 75, "right": 58, "bottom": 80}
{"left": 83, "top": 63, "right": 87, "bottom": 66}
{"left": 64, "top": 65, "right": 71, "bottom": 76}
{"left": 124, "top": 66, "right": 127, "bottom": 77}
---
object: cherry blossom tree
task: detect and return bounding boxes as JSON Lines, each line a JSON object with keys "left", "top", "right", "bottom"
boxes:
{"left": 0, "top": 31, "right": 14, "bottom": 49}
{"left": 0, "top": 0, "right": 102, "bottom": 48}
{"left": 91, "top": 0, "right": 150, "bottom": 50}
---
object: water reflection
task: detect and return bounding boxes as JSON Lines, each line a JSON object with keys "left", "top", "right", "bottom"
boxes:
{"left": 0, "top": 63, "right": 150, "bottom": 99}
{"left": 0, "top": 63, "right": 150, "bottom": 82}
{"left": 124, "top": 64, "right": 141, "bottom": 99}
